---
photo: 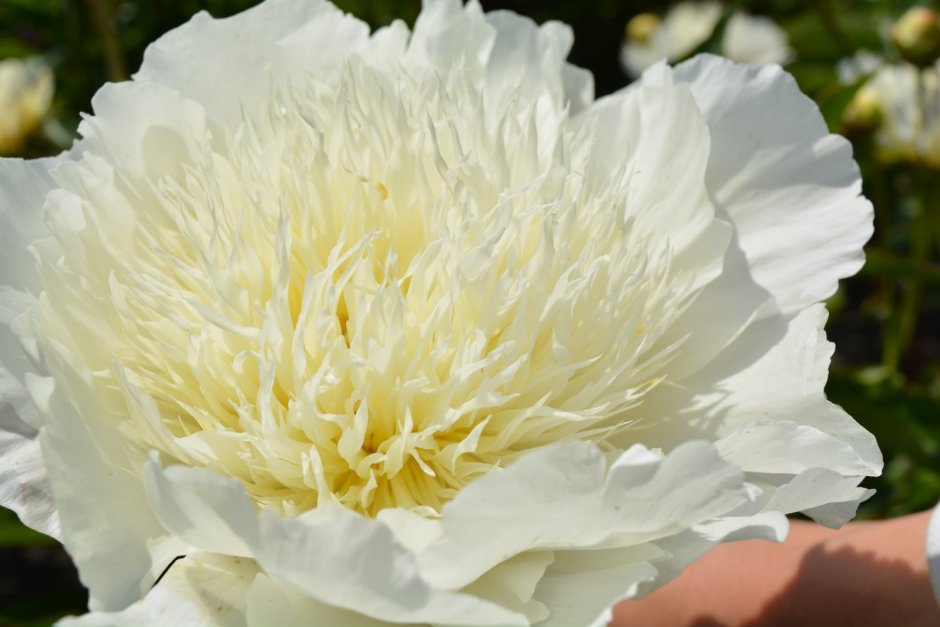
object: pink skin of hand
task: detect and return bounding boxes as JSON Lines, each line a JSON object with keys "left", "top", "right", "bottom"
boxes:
{"left": 612, "top": 511, "right": 940, "bottom": 627}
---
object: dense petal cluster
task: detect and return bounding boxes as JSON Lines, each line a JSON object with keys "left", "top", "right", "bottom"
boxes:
{"left": 0, "top": 0, "right": 878, "bottom": 625}
{"left": 621, "top": 2, "right": 792, "bottom": 78}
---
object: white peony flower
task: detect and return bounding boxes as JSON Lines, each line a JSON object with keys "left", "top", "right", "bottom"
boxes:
{"left": 861, "top": 61, "right": 940, "bottom": 167}
{"left": 0, "top": 0, "right": 878, "bottom": 625}
{"left": 0, "top": 58, "right": 54, "bottom": 154}
{"left": 621, "top": 2, "right": 793, "bottom": 78}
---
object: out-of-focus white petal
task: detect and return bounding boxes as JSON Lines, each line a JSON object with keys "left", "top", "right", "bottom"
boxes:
{"left": 135, "top": 0, "right": 369, "bottom": 126}
{"left": 620, "top": 2, "right": 722, "bottom": 78}
{"left": 721, "top": 13, "right": 793, "bottom": 66}
{"left": 59, "top": 553, "right": 256, "bottom": 627}
{"left": 674, "top": 55, "right": 873, "bottom": 314}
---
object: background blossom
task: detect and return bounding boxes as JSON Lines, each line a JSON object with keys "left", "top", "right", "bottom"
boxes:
{"left": 620, "top": 1, "right": 792, "bottom": 77}
{"left": 0, "top": 58, "right": 53, "bottom": 154}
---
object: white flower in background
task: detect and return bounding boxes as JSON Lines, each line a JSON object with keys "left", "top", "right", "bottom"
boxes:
{"left": 0, "top": 0, "right": 878, "bottom": 625}
{"left": 861, "top": 62, "right": 940, "bottom": 167}
{"left": 0, "top": 58, "right": 53, "bottom": 154}
{"left": 837, "top": 50, "right": 884, "bottom": 84}
{"left": 621, "top": 1, "right": 793, "bottom": 77}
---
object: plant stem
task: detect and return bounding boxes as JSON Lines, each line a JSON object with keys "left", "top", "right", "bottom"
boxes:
{"left": 82, "top": 0, "right": 126, "bottom": 82}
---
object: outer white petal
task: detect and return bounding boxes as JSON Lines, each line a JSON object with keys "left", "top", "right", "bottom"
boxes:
{"left": 674, "top": 54, "right": 873, "bottom": 314}
{"left": 78, "top": 80, "right": 211, "bottom": 184}
{"left": 418, "top": 441, "right": 750, "bottom": 591}
{"left": 0, "top": 156, "right": 58, "bottom": 291}
{"left": 0, "top": 383, "right": 58, "bottom": 537}
{"left": 407, "top": 0, "right": 592, "bottom": 113}
{"left": 37, "top": 367, "right": 185, "bottom": 611}
{"left": 531, "top": 546, "right": 660, "bottom": 627}
{"left": 483, "top": 11, "right": 593, "bottom": 113}
{"left": 634, "top": 305, "right": 880, "bottom": 526}
{"left": 135, "top": 0, "right": 370, "bottom": 125}
{"left": 246, "top": 573, "right": 403, "bottom": 627}
{"left": 143, "top": 459, "right": 526, "bottom": 626}
{"left": 251, "top": 504, "right": 526, "bottom": 626}
{"left": 143, "top": 456, "right": 257, "bottom": 558}
{"left": 58, "top": 553, "right": 256, "bottom": 627}
{"left": 0, "top": 157, "right": 64, "bottom": 537}
{"left": 406, "top": 0, "right": 495, "bottom": 81}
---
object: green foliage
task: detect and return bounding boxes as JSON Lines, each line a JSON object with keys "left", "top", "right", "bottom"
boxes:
{"left": 1, "top": 0, "right": 939, "bottom": 619}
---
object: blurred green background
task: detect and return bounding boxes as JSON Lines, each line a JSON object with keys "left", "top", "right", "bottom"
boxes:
{"left": 2, "top": 0, "right": 939, "bottom": 623}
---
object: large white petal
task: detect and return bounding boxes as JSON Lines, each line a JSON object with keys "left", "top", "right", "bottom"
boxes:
{"left": 246, "top": 573, "right": 405, "bottom": 627}
{"left": 483, "top": 10, "right": 592, "bottom": 113}
{"left": 78, "top": 80, "right": 210, "bottom": 184}
{"left": 628, "top": 305, "right": 880, "bottom": 526}
{"left": 142, "top": 457, "right": 526, "bottom": 626}
{"left": 418, "top": 440, "right": 750, "bottom": 590}
{"left": 37, "top": 365, "right": 184, "bottom": 611}
{"left": 135, "top": 0, "right": 370, "bottom": 126}
{"left": 406, "top": 0, "right": 494, "bottom": 82}
{"left": 0, "top": 156, "right": 58, "bottom": 291}
{"left": 674, "top": 54, "right": 873, "bottom": 314}
{"left": 0, "top": 289, "right": 58, "bottom": 536}
{"left": 0, "top": 379, "right": 58, "bottom": 537}
{"left": 575, "top": 63, "right": 729, "bottom": 293}
{"left": 58, "top": 553, "right": 256, "bottom": 627}
{"left": 251, "top": 504, "right": 526, "bottom": 626}
{"left": 532, "top": 546, "right": 660, "bottom": 627}
{"left": 143, "top": 457, "right": 258, "bottom": 558}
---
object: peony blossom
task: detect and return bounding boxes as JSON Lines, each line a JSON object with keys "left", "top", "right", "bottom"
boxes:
{"left": 0, "top": 0, "right": 879, "bottom": 625}
{"left": 621, "top": 2, "right": 793, "bottom": 78}
{"left": 0, "top": 58, "right": 54, "bottom": 154}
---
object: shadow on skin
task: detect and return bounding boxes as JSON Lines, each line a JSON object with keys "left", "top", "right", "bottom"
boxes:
{"left": 613, "top": 513, "right": 940, "bottom": 627}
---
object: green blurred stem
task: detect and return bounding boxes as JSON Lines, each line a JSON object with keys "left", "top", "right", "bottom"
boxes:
{"left": 883, "top": 170, "right": 933, "bottom": 375}
{"left": 863, "top": 250, "right": 940, "bottom": 287}
{"left": 82, "top": 0, "right": 126, "bottom": 82}
{"left": 816, "top": 0, "right": 854, "bottom": 55}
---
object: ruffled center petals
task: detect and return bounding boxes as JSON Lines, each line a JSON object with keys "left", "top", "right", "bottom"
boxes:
{"left": 35, "top": 59, "right": 723, "bottom": 518}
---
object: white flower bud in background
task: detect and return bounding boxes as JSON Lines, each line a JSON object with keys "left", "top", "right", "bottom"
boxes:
{"left": 843, "top": 84, "right": 882, "bottom": 132}
{"left": 891, "top": 6, "right": 940, "bottom": 66}
{"left": 0, "top": 58, "right": 54, "bottom": 154}
{"left": 625, "top": 13, "right": 662, "bottom": 45}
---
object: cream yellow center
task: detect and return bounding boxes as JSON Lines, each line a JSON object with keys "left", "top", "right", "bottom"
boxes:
{"left": 37, "top": 64, "right": 692, "bottom": 517}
